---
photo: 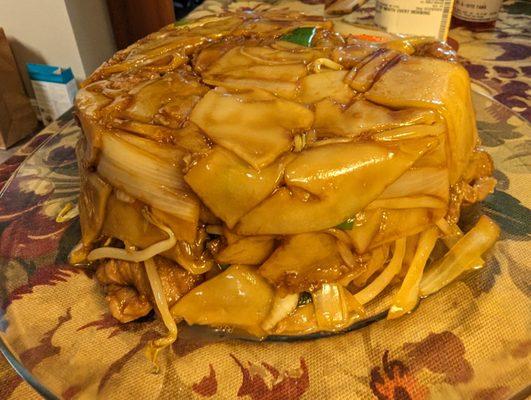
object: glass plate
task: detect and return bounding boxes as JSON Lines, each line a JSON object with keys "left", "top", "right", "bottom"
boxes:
{"left": 1, "top": 91, "right": 529, "bottom": 399}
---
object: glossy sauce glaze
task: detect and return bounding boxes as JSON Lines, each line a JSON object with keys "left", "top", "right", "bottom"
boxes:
{"left": 73, "top": 10, "right": 497, "bottom": 343}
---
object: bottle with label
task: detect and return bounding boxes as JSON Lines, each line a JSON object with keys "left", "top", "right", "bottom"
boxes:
{"left": 452, "top": 0, "right": 503, "bottom": 30}
{"left": 374, "top": 0, "right": 455, "bottom": 41}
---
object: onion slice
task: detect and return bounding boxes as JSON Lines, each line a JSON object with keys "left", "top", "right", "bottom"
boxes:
{"left": 420, "top": 216, "right": 499, "bottom": 296}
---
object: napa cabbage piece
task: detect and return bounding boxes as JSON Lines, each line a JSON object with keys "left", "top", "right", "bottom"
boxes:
{"left": 102, "top": 193, "right": 196, "bottom": 247}
{"left": 348, "top": 49, "right": 401, "bottom": 92}
{"left": 420, "top": 216, "right": 500, "bottom": 296}
{"left": 297, "top": 70, "right": 353, "bottom": 104}
{"left": 237, "top": 138, "right": 436, "bottom": 235}
{"left": 190, "top": 88, "right": 314, "bottom": 168}
{"left": 125, "top": 35, "right": 200, "bottom": 60}
{"left": 413, "top": 137, "right": 448, "bottom": 169}
{"left": 92, "top": 17, "right": 242, "bottom": 78}
{"left": 240, "top": 45, "right": 323, "bottom": 65}
{"left": 171, "top": 265, "right": 274, "bottom": 336}
{"left": 367, "top": 196, "right": 447, "bottom": 211}
{"left": 76, "top": 84, "right": 112, "bottom": 118}
{"left": 215, "top": 235, "right": 276, "bottom": 265}
{"left": 85, "top": 15, "right": 247, "bottom": 84}
{"left": 202, "top": 44, "right": 321, "bottom": 98}
{"left": 89, "top": 209, "right": 177, "bottom": 263}
{"left": 259, "top": 233, "right": 347, "bottom": 293}
{"left": 347, "top": 210, "right": 383, "bottom": 254}
{"left": 331, "top": 43, "right": 379, "bottom": 69}
{"left": 371, "top": 122, "right": 446, "bottom": 142}
{"left": 378, "top": 167, "right": 449, "bottom": 201}
{"left": 204, "top": 77, "right": 300, "bottom": 99}
{"left": 313, "top": 99, "right": 437, "bottom": 138}
{"left": 78, "top": 171, "right": 111, "bottom": 246}
{"left": 112, "top": 116, "right": 211, "bottom": 153}
{"left": 366, "top": 56, "right": 478, "bottom": 183}
{"left": 370, "top": 208, "right": 434, "bottom": 249}
{"left": 76, "top": 84, "right": 112, "bottom": 148}
{"left": 204, "top": 42, "right": 320, "bottom": 72}
{"left": 76, "top": 91, "right": 110, "bottom": 166}
{"left": 168, "top": 124, "right": 211, "bottom": 153}
{"left": 193, "top": 40, "right": 241, "bottom": 73}
{"left": 184, "top": 146, "right": 285, "bottom": 227}
{"left": 122, "top": 70, "right": 208, "bottom": 124}
{"left": 113, "top": 119, "right": 178, "bottom": 141}
{"left": 274, "top": 303, "right": 317, "bottom": 335}
{"left": 115, "top": 121, "right": 210, "bottom": 153}
{"left": 115, "top": 131, "right": 185, "bottom": 162}
{"left": 97, "top": 131, "right": 199, "bottom": 224}
{"left": 93, "top": 49, "right": 188, "bottom": 82}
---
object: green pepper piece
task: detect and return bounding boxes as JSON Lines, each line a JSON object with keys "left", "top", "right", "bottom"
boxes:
{"left": 336, "top": 217, "right": 355, "bottom": 230}
{"left": 280, "top": 27, "right": 317, "bottom": 47}
{"left": 218, "top": 263, "right": 230, "bottom": 270}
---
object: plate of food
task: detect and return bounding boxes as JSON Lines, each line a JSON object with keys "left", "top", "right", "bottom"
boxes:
{"left": 1, "top": 8, "right": 529, "bottom": 400}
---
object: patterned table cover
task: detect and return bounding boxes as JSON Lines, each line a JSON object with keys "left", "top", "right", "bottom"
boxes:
{"left": 0, "top": 1, "right": 529, "bottom": 399}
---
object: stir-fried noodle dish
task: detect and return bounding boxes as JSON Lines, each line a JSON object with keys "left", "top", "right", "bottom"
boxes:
{"left": 72, "top": 10, "right": 500, "bottom": 363}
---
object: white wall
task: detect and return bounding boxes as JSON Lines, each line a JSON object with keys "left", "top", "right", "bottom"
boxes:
{"left": 0, "top": 0, "right": 116, "bottom": 95}
{"left": 65, "top": 0, "right": 116, "bottom": 76}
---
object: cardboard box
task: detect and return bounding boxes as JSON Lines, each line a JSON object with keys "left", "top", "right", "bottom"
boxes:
{"left": 0, "top": 28, "right": 38, "bottom": 149}
{"left": 27, "top": 63, "right": 77, "bottom": 126}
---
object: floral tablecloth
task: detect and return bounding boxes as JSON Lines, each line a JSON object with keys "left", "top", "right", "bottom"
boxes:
{"left": 0, "top": 1, "right": 529, "bottom": 399}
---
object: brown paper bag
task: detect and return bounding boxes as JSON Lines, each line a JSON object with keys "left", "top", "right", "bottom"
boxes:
{"left": 0, "top": 27, "right": 37, "bottom": 149}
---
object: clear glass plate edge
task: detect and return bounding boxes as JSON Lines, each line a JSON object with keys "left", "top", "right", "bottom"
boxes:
{"left": 0, "top": 116, "right": 77, "bottom": 400}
